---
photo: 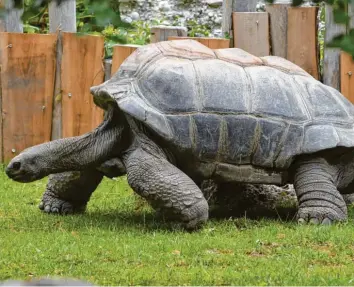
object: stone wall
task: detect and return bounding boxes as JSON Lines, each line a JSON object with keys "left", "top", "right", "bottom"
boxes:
{"left": 119, "top": 0, "right": 226, "bottom": 37}
{"left": 119, "top": 1, "right": 315, "bottom": 38}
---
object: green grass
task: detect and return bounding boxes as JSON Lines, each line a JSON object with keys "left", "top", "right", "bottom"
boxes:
{"left": 2, "top": 167, "right": 354, "bottom": 285}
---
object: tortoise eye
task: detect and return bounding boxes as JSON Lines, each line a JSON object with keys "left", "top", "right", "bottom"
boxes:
{"left": 12, "top": 162, "right": 21, "bottom": 171}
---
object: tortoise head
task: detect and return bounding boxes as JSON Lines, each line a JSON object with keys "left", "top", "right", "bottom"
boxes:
{"left": 6, "top": 105, "right": 127, "bottom": 183}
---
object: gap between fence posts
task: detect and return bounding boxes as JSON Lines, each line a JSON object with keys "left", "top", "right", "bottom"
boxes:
{"left": 49, "top": 0, "right": 76, "bottom": 141}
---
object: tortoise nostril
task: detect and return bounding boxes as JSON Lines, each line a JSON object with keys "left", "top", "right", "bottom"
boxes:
{"left": 12, "top": 161, "right": 21, "bottom": 171}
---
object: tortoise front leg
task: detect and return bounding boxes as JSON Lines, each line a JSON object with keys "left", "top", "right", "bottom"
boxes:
{"left": 293, "top": 157, "right": 347, "bottom": 224}
{"left": 123, "top": 147, "right": 209, "bottom": 230}
{"left": 40, "top": 158, "right": 127, "bottom": 215}
{"left": 39, "top": 170, "right": 104, "bottom": 214}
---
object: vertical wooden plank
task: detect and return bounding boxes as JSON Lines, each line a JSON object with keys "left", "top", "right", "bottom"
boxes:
{"left": 323, "top": 4, "right": 347, "bottom": 90}
{"left": 167, "top": 36, "right": 230, "bottom": 49}
{"left": 233, "top": 0, "right": 258, "bottom": 12}
{"left": 0, "top": 61, "right": 3, "bottom": 162}
{"left": 61, "top": 33, "right": 105, "bottom": 138}
{"left": 49, "top": 0, "right": 76, "bottom": 140}
{"left": 340, "top": 52, "right": 354, "bottom": 103}
{"left": 150, "top": 26, "right": 187, "bottom": 43}
{"left": 0, "top": 33, "right": 57, "bottom": 161}
{"left": 111, "top": 44, "right": 140, "bottom": 76}
{"left": 222, "top": 0, "right": 258, "bottom": 48}
{"left": 221, "top": 0, "right": 233, "bottom": 40}
{"left": 287, "top": 7, "right": 319, "bottom": 79}
{"left": 0, "top": 0, "right": 5, "bottom": 32}
{"left": 0, "top": 0, "right": 23, "bottom": 32}
{"left": 49, "top": 0, "right": 76, "bottom": 33}
{"left": 265, "top": 3, "right": 291, "bottom": 58}
{"left": 232, "top": 12, "right": 270, "bottom": 57}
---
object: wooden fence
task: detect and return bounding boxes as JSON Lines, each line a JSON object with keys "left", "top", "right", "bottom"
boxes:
{"left": 0, "top": 3, "right": 353, "bottom": 162}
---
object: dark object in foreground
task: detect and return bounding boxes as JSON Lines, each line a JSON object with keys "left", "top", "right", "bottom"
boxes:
{"left": 6, "top": 40, "right": 354, "bottom": 229}
{"left": 0, "top": 278, "right": 92, "bottom": 286}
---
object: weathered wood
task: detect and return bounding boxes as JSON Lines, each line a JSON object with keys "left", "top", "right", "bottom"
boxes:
{"left": 0, "top": 63, "right": 3, "bottom": 162}
{"left": 0, "top": 0, "right": 5, "bottom": 32}
{"left": 221, "top": 0, "right": 233, "bottom": 42}
{"left": 104, "top": 59, "right": 112, "bottom": 81}
{"left": 111, "top": 44, "right": 140, "bottom": 75}
{"left": 61, "top": 33, "right": 105, "bottom": 138}
{"left": 265, "top": 3, "right": 291, "bottom": 58}
{"left": 340, "top": 52, "right": 354, "bottom": 103}
{"left": 222, "top": 0, "right": 258, "bottom": 47}
{"left": 323, "top": 4, "right": 347, "bottom": 90}
{"left": 0, "top": 0, "right": 23, "bottom": 32}
{"left": 48, "top": 0, "right": 76, "bottom": 33}
{"left": 287, "top": 7, "right": 319, "bottom": 79}
{"left": 232, "top": 0, "right": 258, "bottom": 12}
{"left": 232, "top": 12, "right": 270, "bottom": 57}
{"left": 150, "top": 25, "right": 187, "bottom": 43}
{"left": 49, "top": 0, "right": 76, "bottom": 140}
{"left": 0, "top": 33, "right": 57, "bottom": 161}
{"left": 168, "top": 36, "right": 230, "bottom": 49}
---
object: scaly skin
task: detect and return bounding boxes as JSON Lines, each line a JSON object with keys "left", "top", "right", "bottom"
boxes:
{"left": 293, "top": 157, "right": 347, "bottom": 225}
{"left": 39, "top": 158, "right": 127, "bottom": 215}
{"left": 123, "top": 143, "right": 209, "bottom": 230}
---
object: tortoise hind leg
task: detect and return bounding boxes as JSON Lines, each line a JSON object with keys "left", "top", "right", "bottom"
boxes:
{"left": 292, "top": 157, "right": 347, "bottom": 224}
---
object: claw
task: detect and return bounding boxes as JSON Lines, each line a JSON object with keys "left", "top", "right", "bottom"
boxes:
{"left": 309, "top": 218, "right": 320, "bottom": 225}
{"left": 44, "top": 205, "right": 51, "bottom": 213}
{"left": 38, "top": 202, "right": 44, "bottom": 210}
{"left": 298, "top": 218, "right": 306, "bottom": 224}
{"left": 51, "top": 207, "right": 59, "bottom": 213}
{"left": 322, "top": 218, "right": 332, "bottom": 225}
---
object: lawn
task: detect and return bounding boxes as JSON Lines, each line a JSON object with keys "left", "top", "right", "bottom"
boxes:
{"left": 1, "top": 166, "right": 354, "bottom": 286}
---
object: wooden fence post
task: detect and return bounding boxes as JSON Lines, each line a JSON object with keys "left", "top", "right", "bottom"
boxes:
{"left": 287, "top": 6, "right": 319, "bottom": 80}
{"left": 111, "top": 44, "right": 140, "bottom": 76}
{"left": 222, "top": 0, "right": 258, "bottom": 47}
{"left": 0, "top": 0, "right": 23, "bottom": 162}
{"left": 49, "top": 0, "right": 76, "bottom": 140}
{"left": 150, "top": 25, "right": 187, "bottom": 43}
{"left": 232, "top": 12, "right": 270, "bottom": 56}
{"left": 0, "top": 0, "right": 23, "bottom": 33}
{"left": 265, "top": 1, "right": 291, "bottom": 58}
{"left": 323, "top": 4, "right": 347, "bottom": 90}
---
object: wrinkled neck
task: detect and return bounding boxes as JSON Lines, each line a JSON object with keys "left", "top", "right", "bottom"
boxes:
{"left": 33, "top": 107, "right": 125, "bottom": 174}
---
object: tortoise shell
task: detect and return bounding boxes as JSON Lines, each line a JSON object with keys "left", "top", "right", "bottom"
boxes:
{"left": 92, "top": 40, "right": 354, "bottom": 170}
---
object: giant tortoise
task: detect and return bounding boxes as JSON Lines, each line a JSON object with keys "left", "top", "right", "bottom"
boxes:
{"left": 6, "top": 40, "right": 354, "bottom": 229}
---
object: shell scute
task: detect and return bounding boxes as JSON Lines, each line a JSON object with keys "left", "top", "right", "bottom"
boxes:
{"left": 138, "top": 57, "right": 199, "bottom": 113}
{"left": 194, "top": 59, "right": 249, "bottom": 113}
{"left": 158, "top": 39, "right": 215, "bottom": 60}
{"left": 261, "top": 56, "right": 310, "bottom": 76}
{"left": 246, "top": 66, "right": 309, "bottom": 122}
{"left": 214, "top": 48, "right": 263, "bottom": 66}
{"left": 253, "top": 119, "right": 287, "bottom": 168}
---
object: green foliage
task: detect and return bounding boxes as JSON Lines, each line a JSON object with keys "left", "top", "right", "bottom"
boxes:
{"left": 186, "top": 20, "right": 211, "bottom": 37}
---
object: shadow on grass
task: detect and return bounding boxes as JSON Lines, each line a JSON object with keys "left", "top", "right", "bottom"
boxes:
{"left": 31, "top": 204, "right": 298, "bottom": 233}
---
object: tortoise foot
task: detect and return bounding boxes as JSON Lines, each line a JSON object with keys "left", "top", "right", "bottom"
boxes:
{"left": 39, "top": 191, "right": 87, "bottom": 215}
{"left": 296, "top": 206, "right": 347, "bottom": 225}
